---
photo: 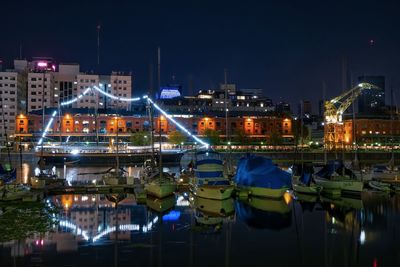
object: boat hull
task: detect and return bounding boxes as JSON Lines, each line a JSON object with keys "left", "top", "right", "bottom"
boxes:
{"left": 146, "top": 195, "right": 176, "bottom": 212}
{"left": 236, "top": 186, "right": 288, "bottom": 199}
{"left": 292, "top": 183, "right": 321, "bottom": 195}
{"left": 368, "top": 181, "right": 392, "bottom": 192}
{"left": 193, "top": 196, "right": 234, "bottom": 216}
{"left": 30, "top": 177, "right": 65, "bottom": 189}
{"left": 191, "top": 184, "right": 234, "bottom": 200}
{"left": 314, "top": 176, "right": 363, "bottom": 193}
{"left": 145, "top": 181, "right": 176, "bottom": 198}
{"left": 372, "top": 172, "right": 400, "bottom": 180}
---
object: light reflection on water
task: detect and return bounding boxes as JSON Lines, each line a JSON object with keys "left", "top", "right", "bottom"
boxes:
{"left": 2, "top": 160, "right": 400, "bottom": 266}
{"left": 15, "top": 160, "right": 180, "bottom": 184}
{"left": 1, "top": 192, "right": 400, "bottom": 266}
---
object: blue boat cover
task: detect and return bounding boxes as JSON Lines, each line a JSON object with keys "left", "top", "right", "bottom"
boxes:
{"left": 234, "top": 155, "right": 291, "bottom": 189}
{"left": 235, "top": 200, "right": 291, "bottom": 230}
{"left": 315, "top": 160, "right": 356, "bottom": 179}
{"left": 292, "top": 163, "right": 314, "bottom": 185}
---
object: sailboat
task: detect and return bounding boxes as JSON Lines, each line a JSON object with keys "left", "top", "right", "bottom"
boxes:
{"left": 291, "top": 103, "right": 321, "bottom": 195}
{"left": 314, "top": 160, "right": 364, "bottom": 194}
{"left": 234, "top": 154, "right": 291, "bottom": 198}
{"left": 103, "top": 116, "right": 134, "bottom": 185}
{"left": 372, "top": 87, "right": 399, "bottom": 180}
{"left": 30, "top": 105, "right": 65, "bottom": 189}
{"left": 145, "top": 109, "right": 176, "bottom": 198}
{"left": 292, "top": 163, "right": 321, "bottom": 195}
{"left": 190, "top": 150, "right": 234, "bottom": 200}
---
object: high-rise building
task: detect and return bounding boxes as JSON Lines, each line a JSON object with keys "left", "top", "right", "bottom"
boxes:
{"left": 298, "top": 100, "right": 312, "bottom": 116}
{"left": 358, "top": 75, "right": 385, "bottom": 115}
{"left": 276, "top": 101, "right": 291, "bottom": 114}
{"left": 0, "top": 60, "right": 28, "bottom": 142}
{"left": 76, "top": 74, "right": 99, "bottom": 109}
{"left": 55, "top": 63, "right": 80, "bottom": 109}
{"left": 107, "top": 72, "right": 132, "bottom": 111}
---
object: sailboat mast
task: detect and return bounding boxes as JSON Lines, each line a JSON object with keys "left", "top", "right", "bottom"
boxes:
{"left": 158, "top": 115, "right": 162, "bottom": 180}
{"left": 148, "top": 101, "right": 155, "bottom": 158}
{"left": 352, "top": 89, "right": 358, "bottom": 164}
{"left": 115, "top": 116, "right": 119, "bottom": 171}
{"left": 300, "top": 100, "right": 304, "bottom": 165}
{"left": 0, "top": 95, "right": 11, "bottom": 167}
{"left": 224, "top": 68, "right": 231, "bottom": 174}
{"left": 390, "top": 85, "right": 394, "bottom": 165}
{"left": 322, "top": 81, "right": 327, "bottom": 164}
{"left": 41, "top": 73, "right": 45, "bottom": 159}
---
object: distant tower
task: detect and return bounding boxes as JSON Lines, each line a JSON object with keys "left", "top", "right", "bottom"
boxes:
{"left": 148, "top": 63, "right": 154, "bottom": 97}
{"left": 341, "top": 56, "right": 347, "bottom": 93}
{"left": 97, "top": 24, "right": 101, "bottom": 67}
{"left": 188, "top": 74, "right": 194, "bottom": 96}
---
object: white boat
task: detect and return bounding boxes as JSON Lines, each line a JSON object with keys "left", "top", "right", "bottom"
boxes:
{"left": 30, "top": 167, "right": 66, "bottom": 189}
{"left": 368, "top": 180, "right": 392, "bottom": 192}
{"left": 102, "top": 169, "right": 134, "bottom": 185}
{"left": 314, "top": 160, "right": 363, "bottom": 194}
{"left": 190, "top": 150, "right": 234, "bottom": 200}
{"left": 372, "top": 165, "right": 400, "bottom": 180}
{"left": 145, "top": 177, "right": 176, "bottom": 198}
{"left": 0, "top": 184, "right": 31, "bottom": 201}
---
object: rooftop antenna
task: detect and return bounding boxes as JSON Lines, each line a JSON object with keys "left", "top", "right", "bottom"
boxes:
{"left": 157, "top": 47, "right": 161, "bottom": 93}
{"left": 97, "top": 24, "right": 101, "bottom": 67}
{"left": 19, "top": 44, "right": 22, "bottom": 60}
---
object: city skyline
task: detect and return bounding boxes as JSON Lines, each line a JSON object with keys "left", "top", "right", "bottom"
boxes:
{"left": 1, "top": 0, "right": 400, "bottom": 107}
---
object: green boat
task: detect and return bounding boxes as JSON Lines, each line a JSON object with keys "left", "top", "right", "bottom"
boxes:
{"left": 314, "top": 160, "right": 363, "bottom": 194}
{"left": 145, "top": 177, "right": 176, "bottom": 199}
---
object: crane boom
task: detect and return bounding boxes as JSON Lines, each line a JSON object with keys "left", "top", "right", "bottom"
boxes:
{"left": 324, "top": 82, "right": 379, "bottom": 150}
{"left": 325, "top": 82, "right": 379, "bottom": 124}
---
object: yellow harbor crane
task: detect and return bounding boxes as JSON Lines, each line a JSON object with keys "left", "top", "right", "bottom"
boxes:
{"left": 324, "top": 82, "right": 379, "bottom": 150}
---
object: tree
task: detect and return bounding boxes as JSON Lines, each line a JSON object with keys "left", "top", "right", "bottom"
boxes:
{"left": 168, "top": 130, "right": 186, "bottom": 145}
{"left": 232, "top": 129, "right": 249, "bottom": 145}
{"left": 203, "top": 129, "right": 220, "bottom": 145}
{"left": 268, "top": 130, "right": 283, "bottom": 146}
{"left": 130, "top": 131, "right": 151, "bottom": 146}
{"left": 292, "top": 120, "right": 310, "bottom": 146}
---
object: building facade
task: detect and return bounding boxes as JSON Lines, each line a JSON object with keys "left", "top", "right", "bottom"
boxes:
{"left": 358, "top": 75, "right": 385, "bottom": 115}
{"left": 325, "top": 118, "right": 400, "bottom": 149}
{"left": 16, "top": 109, "right": 293, "bottom": 144}
{"left": 0, "top": 60, "right": 28, "bottom": 142}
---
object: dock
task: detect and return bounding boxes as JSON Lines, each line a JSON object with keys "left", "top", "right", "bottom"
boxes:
{"left": 42, "top": 184, "right": 144, "bottom": 195}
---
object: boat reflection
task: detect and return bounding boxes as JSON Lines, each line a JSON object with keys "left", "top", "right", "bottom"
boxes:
{"left": 192, "top": 195, "right": 235, "bottom": 217}
{"left": 236, "top": 197, "right": 292, "bottom": 230}
{"left": 146, "top": 195, "right": 176, "bottom": 213}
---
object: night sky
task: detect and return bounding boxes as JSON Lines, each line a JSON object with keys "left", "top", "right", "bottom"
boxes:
{"left": 1, "top": 0, "right": 400, "bottom": 108}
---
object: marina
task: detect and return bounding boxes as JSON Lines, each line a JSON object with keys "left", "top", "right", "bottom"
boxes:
{"left": 1, "top": 1, "right": 400, "bottom": 266}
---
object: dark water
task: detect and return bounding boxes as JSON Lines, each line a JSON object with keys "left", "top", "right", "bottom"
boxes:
{"left": 0, "top": 191, "right": 399, "bottom": 267}
{"left": 1, "top": 160, "right": 400, "bottom": 267}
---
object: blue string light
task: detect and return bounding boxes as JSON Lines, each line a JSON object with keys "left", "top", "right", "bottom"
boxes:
{"left": 37, "top": 85, "right": 209, "bottom": 148}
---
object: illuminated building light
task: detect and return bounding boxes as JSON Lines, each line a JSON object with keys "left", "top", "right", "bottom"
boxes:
{"left": 93, "top": 85, "right": 141, "bottom": 102}
{"left": 38, "top": 85, "right": 208, "bottom": 149}
{"left": 148, "top": 98, "right": 209, "bottom": 148}
{"left": 37, "top": 62, "right": 48, "bottom": 67}
{"left": 37, "top": 110, "right": 57, "bottom": 146}
{"left": 60, "top": 88, "right": 91, "bottom": 106}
